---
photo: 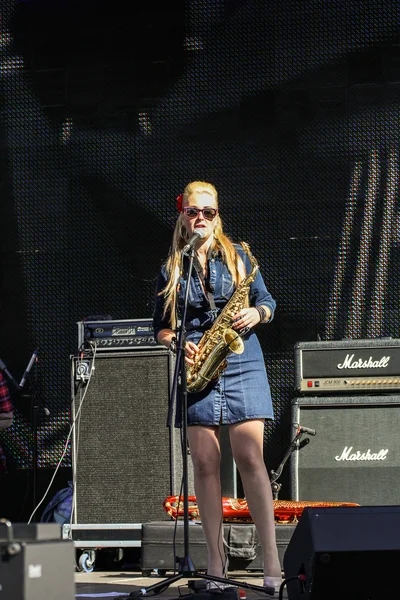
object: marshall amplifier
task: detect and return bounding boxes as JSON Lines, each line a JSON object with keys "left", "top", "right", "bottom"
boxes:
{"left": 290, "top": 396, "right": 400, "bottom": 506}
{"left": 294, "top": 338, "right": 400, "bottom": 393}
{"left": 77, "top": 318, "right": 158, "bottom": 351}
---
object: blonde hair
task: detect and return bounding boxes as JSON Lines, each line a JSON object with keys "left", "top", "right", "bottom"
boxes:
{"left": 161, "top": 181, "right": 246, "bottom": 330}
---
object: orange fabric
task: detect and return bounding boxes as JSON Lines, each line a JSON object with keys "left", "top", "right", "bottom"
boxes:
{"left": 163, "top": 496, "right": 359, "bottom": 523}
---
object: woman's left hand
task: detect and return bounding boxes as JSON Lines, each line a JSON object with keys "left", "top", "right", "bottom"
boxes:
{"left": 232, "top": 307, "right": 260, "bottom": 334}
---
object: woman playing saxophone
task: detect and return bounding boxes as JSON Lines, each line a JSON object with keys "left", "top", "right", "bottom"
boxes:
{"left": 153, "top": 181, "right": 281, "bottom": 595}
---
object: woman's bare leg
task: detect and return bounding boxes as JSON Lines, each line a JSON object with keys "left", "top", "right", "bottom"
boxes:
{"left": 187, "top": 425, "right": 226, "bottom": 577}
{"left": 229, "top": 419, "right": 281, "bottom": 579}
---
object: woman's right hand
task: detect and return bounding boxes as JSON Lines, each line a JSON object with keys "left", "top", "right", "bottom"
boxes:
{"left": 184, "top": 340, "right": 200, "bottom": 365}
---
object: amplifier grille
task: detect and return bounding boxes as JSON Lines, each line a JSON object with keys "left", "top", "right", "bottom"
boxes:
{"left": 72, "top": 351, "right": 176, "bottom": 524}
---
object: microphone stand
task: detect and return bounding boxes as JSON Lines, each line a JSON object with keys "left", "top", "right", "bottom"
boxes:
{"left": 19, "top": 350, "right": 50, "bottom": 521}
{"left": 123, "top": 248, "right": 275, "bottom": 599}
{"left": 270, "top": 428, "right": 313, "bottom": 501}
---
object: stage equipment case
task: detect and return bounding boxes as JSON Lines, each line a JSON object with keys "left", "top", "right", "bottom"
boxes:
{"left": 62, "top": 523, "right": 142, "bottom": 571}
{"left": 140, "top": 521, "right": 296, "bottom": 575}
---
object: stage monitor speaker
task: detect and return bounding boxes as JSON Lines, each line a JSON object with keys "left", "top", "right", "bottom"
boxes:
{"left": 0, "top": 522, "right": 74, "bottom": 600}
{"left": 71, "top": 349, "right": 237, "bottom": 525}
{"left": 283, "top": 506, "right": 400, "bottom": 600}
{"left": 290, "top": 395, "right": 400, "bottom": 505}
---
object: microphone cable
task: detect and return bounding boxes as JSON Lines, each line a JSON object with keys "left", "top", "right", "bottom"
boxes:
{"left": 27, "top": 344, "right": 97, "bottom": 525}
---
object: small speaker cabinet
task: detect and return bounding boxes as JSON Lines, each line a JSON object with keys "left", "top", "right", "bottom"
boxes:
{"left": 290, "top": 395, "right": 400, "bottom": 505}
{"left": 0, "top": 522, "right": 74, "bottom": 600}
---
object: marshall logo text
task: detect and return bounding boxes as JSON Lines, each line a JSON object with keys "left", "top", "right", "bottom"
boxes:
{"left": 335, "top": 446, "right": 388, "bottom": 462}
{"left": 337, "top": 354, "right": 390, "bottom": 370}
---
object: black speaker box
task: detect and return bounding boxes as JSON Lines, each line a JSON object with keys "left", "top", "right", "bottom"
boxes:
{"left": 0, "top": 522, "right": 74, "bottom": 600}
{"left": 71, "top": 349, "right": 237, "bottom": 525}
{"left": 283, "top": 506, "right": 400, "bottom": 600}
{"left": 71, "top": 349, "right": 192, "bottom": 524}
{"left": 290, "top": 396, "right": 400, "bottom": 505}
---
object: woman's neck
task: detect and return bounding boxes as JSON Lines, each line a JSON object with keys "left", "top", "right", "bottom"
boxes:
{"left": 197, "top": 236, "right": 213, "bottom": 258}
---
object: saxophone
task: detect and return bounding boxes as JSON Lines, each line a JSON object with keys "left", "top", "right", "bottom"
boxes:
{"left": 186, "top": 242, "right": 259, "bottom": 393}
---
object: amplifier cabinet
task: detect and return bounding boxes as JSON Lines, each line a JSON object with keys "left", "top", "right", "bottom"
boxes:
{"left": 290, "top": 396, "right": 400, "bottom": 506}
{"left": 70, "top": 349, "right": 237, "bottom": 525}
{"left": 294, "top": 338, "right": 400, "bottom": 393}
{"left": 71, "top": 349, "right": 187, "bottom": 525}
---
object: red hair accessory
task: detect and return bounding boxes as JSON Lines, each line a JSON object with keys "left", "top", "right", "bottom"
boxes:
{"left": 176, "top": 194, "right": 183, "bottom": 212}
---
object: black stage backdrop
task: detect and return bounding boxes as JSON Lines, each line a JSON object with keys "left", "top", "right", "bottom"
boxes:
{"left": 1, "top": 0, "right": 400, "bottom": 513}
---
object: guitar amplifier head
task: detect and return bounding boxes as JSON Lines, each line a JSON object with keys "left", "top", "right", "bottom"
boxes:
{"left": 290, "top": 395, "right": 400, "bottom": 506}
{"left": 294, "top": 338, "right": 400, "bottom": 393}
{"left": 77, "top": 318, "right": 158, "bottom": 351}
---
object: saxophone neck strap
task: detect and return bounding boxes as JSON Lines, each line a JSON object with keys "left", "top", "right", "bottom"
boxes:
{"left": 192, "top": 253, "right": 217, "bottom": 312}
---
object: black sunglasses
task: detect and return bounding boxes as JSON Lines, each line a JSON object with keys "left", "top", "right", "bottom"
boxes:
{"left": 183, "top": 206, "right": 218, "bottom": 220}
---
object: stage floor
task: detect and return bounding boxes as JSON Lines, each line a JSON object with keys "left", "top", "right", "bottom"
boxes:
{"left": 75, "top": 569, "right": 286, "bottom": 598}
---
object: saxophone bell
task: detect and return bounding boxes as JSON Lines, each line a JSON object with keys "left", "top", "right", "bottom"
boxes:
{"left": 224, "top": 328, "right": 245, "bottom": 354}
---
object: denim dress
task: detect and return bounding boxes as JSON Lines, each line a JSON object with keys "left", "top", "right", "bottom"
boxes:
{"left": 153, "top": 244, "right": 276, "bottom": 426}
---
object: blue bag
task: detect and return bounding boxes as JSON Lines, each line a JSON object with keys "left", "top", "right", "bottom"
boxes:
{"left": 41, "top": 481, "right": 73, "bottom": 524}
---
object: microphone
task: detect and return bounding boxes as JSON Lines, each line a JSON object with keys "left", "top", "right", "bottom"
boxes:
{"left": 19, "top": 349, "right": 38, "bottom": 390}
{"left": 0, "top": 358, "right": 20, "bottom": 391}
{"left": 298, "top": 425, "right": 317, "bottom": 436}
{"left": 183, "top": 228, "right": 206, "bottom": 255}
